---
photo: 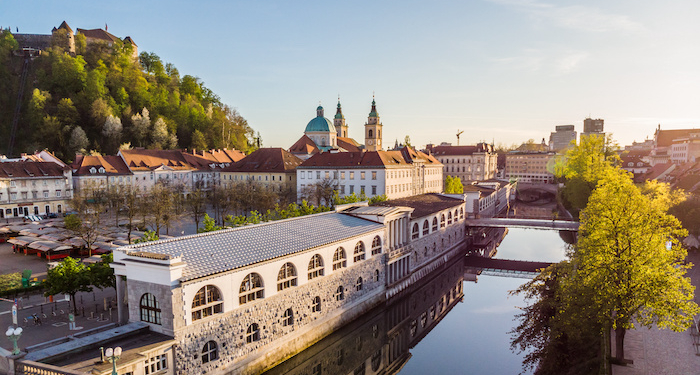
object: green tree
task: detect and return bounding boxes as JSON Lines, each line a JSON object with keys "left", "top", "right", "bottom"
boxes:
{"left": 89, "top": 253, "right": 115, "bottom": 290}
{"left": 573, "top": 168, "right": 699, "bottom": 362}
{"left": 191, "top": 129, "right": 208, "bottom": 150}
{"left": 444, "top": 176, "right": 464, "bottom": 194}
{"left": 198, "top": 214, "right": 222, "bottom": 233}
{"left": 44, "top": 257, "right": 92, "bottom": 312}
{"left": 134, "top": 230, "right": 160, "bottom": 243}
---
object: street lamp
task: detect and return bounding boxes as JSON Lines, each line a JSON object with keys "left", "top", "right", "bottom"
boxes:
{"left": 5, "top": 326, "right": 23, "bottom": 355}
{"left": 104, "top": 347, "right": 122, "bottom": 375}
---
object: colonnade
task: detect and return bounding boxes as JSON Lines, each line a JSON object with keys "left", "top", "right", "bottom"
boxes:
{"left": 388, "top": 217, "right": 408, "bottom": 249}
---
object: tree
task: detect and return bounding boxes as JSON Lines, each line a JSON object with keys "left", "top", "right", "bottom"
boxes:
{"left": 198, "top": 214, "right": 222, "bottom": 233}
{"left": 573, "top": 168, "right": 699, "bottom": 362}
{"left": 185, "top": 186, "right": 208, "bottom": 231}
{"left": 444, "top": 176, "right": 464, "bottom": 194}
{"left": 134, "top": 230, "right": 159, "bottom": 243}
{"left": 146, "top": 183, "right": 174, "bottom": 235}
{"left": 151, "top": 117, "right": 169, "bottom": 149}
{"left": 68, "top": 126, "right": 89, "bottom": 154}
{"left": 102, "top": 115, "right": 123, "bottom": 154}
{"left": 89, "top": 253, "right": 115, "bottom": 290}
{"left": 191, "top": 129, "right": 208, "bottom": 150}
{"left": 120, "top": 184, "right": 140, "bottom": 244}
{"left": 130, "top": 108, "right": 151, "bottom": 147}
{"left": 44, "top": 257, "right": 92, "bottom": 313}
{"left": 556, "top": 134, "right": 620, "bottom": 216}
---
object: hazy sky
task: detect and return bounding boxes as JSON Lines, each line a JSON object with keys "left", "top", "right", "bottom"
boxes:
{"left": 4, "top": 0, "right": 700, "bottom": 150}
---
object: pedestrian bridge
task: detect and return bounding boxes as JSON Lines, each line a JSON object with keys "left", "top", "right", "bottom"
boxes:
{"left": 464, "top": 256, "right": 554, "bottom": 279}
{"left": 465, "top": 218, "right": 579, "bottom": 231}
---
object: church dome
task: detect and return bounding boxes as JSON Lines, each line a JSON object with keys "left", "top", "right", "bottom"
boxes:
{"left": 305, "top": 105, "right": 336, "bottom": 133}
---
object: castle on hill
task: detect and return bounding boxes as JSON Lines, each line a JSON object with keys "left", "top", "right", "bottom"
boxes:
{"left": 11, "top": 20, "right": 137, "bottom": 58}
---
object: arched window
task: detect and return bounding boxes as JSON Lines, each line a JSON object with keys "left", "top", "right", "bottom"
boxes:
{"left": 277, "top": 263, "right": 297, "bottom": 291}
{"left": 239, "top": 273, "right": 264, "bottom": 305}
{"left": 201, "top": 341, "right": 218, "bottom": 363}
{"left": 454, "top": 209, "right": 459, "bottom": 221}
{"left": 432, "top": 217, "right": 438, "bottom": 231}
{"left": 312, "top": 296, "right": 321, "bottom": 312}
{"left": 412, "top": 223, "right": 419, "bottom": 239}
{"left": 422, "top": 220, "right": 429, "bottom": 235}
{"left": 368, "top": 129, "right": 373, "bottom": 138}
{"left": 140, "top": 293, "right": 161, "bottom": 325}
{"left": 336, "top": 285, "right": 345, "bottom": 301}
{"left": 448, "top": 212, "right": 452, "bottom": 225}
{"left": 308, "top": 254, "right": 324, "bottom": 280}
{"left": 460, "top": 207, "right": 464, "bottom": 219}
{"left": 371, "top": 236, "right": 382, "bottom": 255}
{"left": 371, "top": 349, "right": 382, "bottom": 371}
{"left": 282, "top": 308, "right": 293, "bottom": 326}
{"left": 440, "top": 214, "right": 446, "bottom": 228}
{"left": 356, "top": 277, "right": 363, "bottom": 291}
{"left": 375, "top": 269, "right": 380, "bottom": 282}
{"left": 246, "top": 323, "right": 260, "bottom": 343}
{"left": 192, "top": 285, "right": 223, "bottom": 321}
{"left": 354, "top": 242, "right": 366, "bottom": 262}
{"left": 333, "top": 247, "right": 347, "bottom": 270}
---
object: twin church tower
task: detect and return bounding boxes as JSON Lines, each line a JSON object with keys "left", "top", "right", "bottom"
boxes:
{"left": 299, "top": 97, "right": 383, "bottom": 155}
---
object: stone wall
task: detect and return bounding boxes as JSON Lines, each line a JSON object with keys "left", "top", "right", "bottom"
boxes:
{"left": 126, "top": 279, "right": 175, "bottom": 335}
{"left": 173, "top": 255, "right": 386, "bottom": 375}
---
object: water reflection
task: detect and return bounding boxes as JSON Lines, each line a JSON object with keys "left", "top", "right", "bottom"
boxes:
{"left": 263, "top": 228, "right": 568, "bottom": 374}
{"left": 264, "top": 256, "right": 466, "bottom": 375}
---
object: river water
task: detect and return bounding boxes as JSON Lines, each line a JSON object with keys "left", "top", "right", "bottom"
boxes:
{"left": 264, "top": 228, "right": 569, "bottom": 375}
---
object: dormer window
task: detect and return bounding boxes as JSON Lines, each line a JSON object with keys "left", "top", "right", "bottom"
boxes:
{"left": 98, "top": 167, "right": 105, "bottom": 173}
{"left": 90, "top": 167, "right": 97, "bottom": 174}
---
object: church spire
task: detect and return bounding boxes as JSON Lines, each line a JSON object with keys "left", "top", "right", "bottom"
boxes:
{"left": 334, "top": 97, "right": 344, "bottom": 120}
{"left": 334, "top": 96, "right": 348, "bottom": 138}
{"left": 368, "top": 94, "right": 379, "bottom": 118}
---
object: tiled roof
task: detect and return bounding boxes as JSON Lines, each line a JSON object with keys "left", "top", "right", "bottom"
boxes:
{"left": 72, "top": 155, "right": 132, "bottom": 175}
{"left": 119, "top": 149, "right": 195, "bottom": 171}
{"left": 0, "top": 161, "right": 67, "bottom": 178}
{"left": 655, "top": 129, "right": 700, "bottom": 147}
{"left": 645, "top": 163, "right": 675, "bottom": 180}
{"left": 117, "top": 212, "right": 384, "bottom": 281}
{"left": 76, "top": 28, "right": 120, "bottom": 43}
{"left": 337, "top": 137, "right": 362, "bottom": 152}
{"left": 222, "top": 148, "right": 302, "bottom": 173}
{"left": 289, "top": 135, "right": 320, "bottom": 155}
{"left": 300, "top": 147, "right": 442, "bottom": 169}
{"left": 372, "top": 193, "right": 464, "bottom": 219}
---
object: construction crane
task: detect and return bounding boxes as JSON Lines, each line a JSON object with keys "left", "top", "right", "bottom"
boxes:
{"left": 456, "top": 130, "right": 464, "bottom": 145}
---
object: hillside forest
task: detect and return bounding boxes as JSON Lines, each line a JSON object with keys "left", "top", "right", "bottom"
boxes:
{"left": 0, "top": 29, "right": 257, "bottom": 162}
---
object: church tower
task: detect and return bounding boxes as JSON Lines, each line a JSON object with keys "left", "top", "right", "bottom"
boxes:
{"left": 364, "top": 96, "right": 383, "bottom": 151}
{"left": 334, "top": 98, "right": 348, "bottom": 138}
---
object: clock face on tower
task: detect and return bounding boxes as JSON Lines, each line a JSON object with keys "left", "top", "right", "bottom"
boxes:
{"left": 368, "top": 140, "right": 374, "bottom": 146}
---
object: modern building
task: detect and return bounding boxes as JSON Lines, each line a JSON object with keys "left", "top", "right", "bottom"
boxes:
{"left": 0, "top": 161, "right": 73, "bottom": 218}
{"left": 504, "top": 151, "right": 556, "bottom": 183}
{"left": 582, "top": 117, "right": 604, "bottom": 137}
{"left": 425, "top": 143, "right": 498, "bottom": 182}
{"left": 221, "top": 147, "right": 302, "bottom": 195}
{"left": 548, "top": 125, "right": 577, "bottom": 151}
{"left": 297, "top": 147, "right": 443, "bottom": 202}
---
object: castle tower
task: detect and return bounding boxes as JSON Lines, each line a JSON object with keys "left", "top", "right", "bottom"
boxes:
{"left": 364, "top": 96, "right": 383, "bottom": 151}
{"left": 54, "top": 21, "right": 75, "bottom": 54}
{"left": 334, "top": 98, "right": 348, "bottom": 138}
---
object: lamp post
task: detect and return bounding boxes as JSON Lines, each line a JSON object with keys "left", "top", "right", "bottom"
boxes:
{"left": 104, "top": 346, "right": 122, "bottom": 375}
{"left": 5, "top": 326, "right": 23, "bottom": 355}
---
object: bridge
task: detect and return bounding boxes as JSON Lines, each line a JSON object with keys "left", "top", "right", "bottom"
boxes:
{"left": 465, "top": 218, "right": 579, "bottom": 231}
{"left": 464, "top": 256, "right": 553, "bottom": 278}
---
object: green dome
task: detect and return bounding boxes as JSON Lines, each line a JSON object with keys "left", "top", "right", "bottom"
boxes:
{"left": 305, "top": 105, "right": 336, "bottom": 133}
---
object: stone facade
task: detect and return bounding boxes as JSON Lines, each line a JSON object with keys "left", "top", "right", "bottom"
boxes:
{"left": 174, "top": 255, "right": 385, "bottom": 375}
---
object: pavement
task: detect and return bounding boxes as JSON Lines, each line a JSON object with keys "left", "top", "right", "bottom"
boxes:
{"left": 612, "top": 250, "right": 700, "bottom": 375}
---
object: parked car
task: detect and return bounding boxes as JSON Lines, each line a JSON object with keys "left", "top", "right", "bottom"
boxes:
{"left": 46, "top": 212, "right": 58, "bottom": 218}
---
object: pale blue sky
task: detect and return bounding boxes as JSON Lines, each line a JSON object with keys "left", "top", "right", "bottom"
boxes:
{"left": 4, "top": 0, "right": 699, "bottom": 150}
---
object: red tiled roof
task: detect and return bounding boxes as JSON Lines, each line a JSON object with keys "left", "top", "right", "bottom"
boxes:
{"left": 645, "top": 163, "right": 675, "bottom": 180}
{"left": 0, "top": 161, "right": 67, "bottom": 178}
{"left": 71, "top": 155, "right": 131, "bottom": 175}
{"left": 655, "top": 129, "right": 700, "bottom": 147}
{"left": 300, "top": 147, "right": 442, "bottom": 168}
{"left": 289, "top": 135, "right": 320, "bottom": 155}
{"left": 119, "top": 149, "right": 194, "bottom": 171}
{"left": 222, "top": 148, "right": 302, "bottom": 173}
{"left": 337, "top": 137, "right": 362, "bottom": 152}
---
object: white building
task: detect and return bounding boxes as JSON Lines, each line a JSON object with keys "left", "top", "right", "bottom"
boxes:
{"left": 0, "top": 161, "right": 72, "bottom": 218}
{"left": 426, "top": 142, "right": 498, "bottom": 182}
{"left": 297, "top": 146, "right": 443, "bottom": 202}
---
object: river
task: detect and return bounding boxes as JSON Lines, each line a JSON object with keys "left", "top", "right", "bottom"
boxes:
{"left": 263, "top": 228, "right": 569, "bottom": 375}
